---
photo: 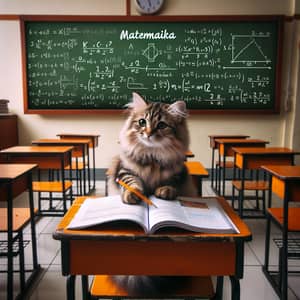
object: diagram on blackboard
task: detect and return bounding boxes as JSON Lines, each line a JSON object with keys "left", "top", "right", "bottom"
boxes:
{"left": 225, "top": 33, "right": 272, "bottom": 69}
{"left": 142, "top": 43, "right": 159, "bottom": 62}
{"left": 127, "top": 77, "right": 148, "bottom": 90}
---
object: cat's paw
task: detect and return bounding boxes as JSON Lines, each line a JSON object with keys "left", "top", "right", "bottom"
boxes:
{"left": 122, "top": 189, "right": 141, "bottom": 204}
{"left": 155, "top": 186, "right": 177, "bottom": 200}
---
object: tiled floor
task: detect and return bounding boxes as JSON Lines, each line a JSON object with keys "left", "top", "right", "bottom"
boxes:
{"left": 1, "top": 180, "right": 300, "bottom": 299}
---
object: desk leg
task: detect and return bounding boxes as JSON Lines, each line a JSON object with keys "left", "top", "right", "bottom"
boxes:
{"left": 83, "top": 148, "right": 87, "bottom": 195}
{"left": 28, "top": 172, "right": 39, "bottom": 270}
{"left": 92, "top": 144, "right": 96, "bottom": 191}
{"left": 67, "top": 275, "right": 76, "bottom": 300}
{"left": 81, "top": 275, "right": 89, "bottom": 300}
{"left": 86, "top": 146, "right": 91, "bottom": 194}
{"left": 215, "top": 276, "right": 224, "bottom": 299}
{"left": 230, "top": 276, "right": 240, "bottom": 300}
{"left": 7, "top": 185, "right": 13, "bottom": 300}
{"left": 211, "top": 148, "right": 215, "bottom": 188}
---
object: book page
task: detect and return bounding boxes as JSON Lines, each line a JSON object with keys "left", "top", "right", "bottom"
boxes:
{"left": 148, "top": 196, "right": 238, "bottom": 234}
{"left": 178, "top": 197, "right": 239, "bottom": 233}
{"left": 67, "top": 196, "right": 148, "bottom": 231}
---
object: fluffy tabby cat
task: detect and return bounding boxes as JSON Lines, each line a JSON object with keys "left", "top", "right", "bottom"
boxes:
{"left": 107, "top": 92, "right": 198, "bottom": 296}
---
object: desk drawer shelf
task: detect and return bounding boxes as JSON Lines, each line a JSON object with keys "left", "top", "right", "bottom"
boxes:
{"left": 273, "top": 238, "right": 300, "bottom": 259}
{"left": 0, "top": 239, "right": 30, "bottom": 257}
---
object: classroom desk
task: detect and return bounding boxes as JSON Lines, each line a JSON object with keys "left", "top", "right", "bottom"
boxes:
{"left": 0, "top": 164, "right": 41, "bottom": 300}
{"left": 0, "top": 146, "right": 73, "bottom": 216}
{"left": 232, "top": 147, "right": 300, "bottom": 218}
{"left": 208, "top": 135, "right": 250, "bottom": 189}
{"left": 32, "top": 138, "right": 90, "bottom": 195}
{"left": 261, "top": 165, "right": 300, "bottom": 300}
{"left": 214, "top": 139, "right": 269, "bottom": 196}
{"left": 53, "top": 196, "right": 252, "bottom": 300}
{"left": 57, "top": 133, "right": 100, "bottom": 191}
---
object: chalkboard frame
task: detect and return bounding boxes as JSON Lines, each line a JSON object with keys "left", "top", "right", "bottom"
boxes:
{"left": 20, "top": 15, "right": 283, "bottom": 114}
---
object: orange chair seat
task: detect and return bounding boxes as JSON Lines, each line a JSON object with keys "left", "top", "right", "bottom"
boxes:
{"left": 0, "top": 207, "right": 38, "bottom": 232}
{"left": 232, "top": 180, "right": 269, "bottom": 191}
{"left": 185, "top": 161, "right": 209, "bottom": 177}
{"left": 65, "top": 161, "right": 85, "bottom": 170}
{"left": 32, "top": 181, "right": 72, "bottom": 192}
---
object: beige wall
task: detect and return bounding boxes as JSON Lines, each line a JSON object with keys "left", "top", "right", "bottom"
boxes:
{"left": 0, "top": 0, "right": 298, "bottom": 168}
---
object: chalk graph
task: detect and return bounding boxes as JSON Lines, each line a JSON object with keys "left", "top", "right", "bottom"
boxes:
{"left": 225, "top": 33, "right": 272, "bottom": 69}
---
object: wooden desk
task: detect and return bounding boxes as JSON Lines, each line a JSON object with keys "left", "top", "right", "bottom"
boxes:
{"left": 261, "top": 165, "right": 300, "bottom": 300}
{"left": 232, "top": 147, "right": 300, "bottom": 218}
{"left": 214, "top": 139, "right": 268, "bottom": 196}
{"left": 57, "top": 133, "right": 100, "bottom": 191}
{"left": 32, "top": 138, "right": 90, "bottom": 195}
{"left": 0, "top": 146, "right": 73, "bottom": 216}
{"left": 53, "top": 196, "right": 251, "bottom": 300}
{"left": 0, "top": 164, "right": 41, "bottom": 300}
{"left": 208, "top": 135, "right": 250, "bottom": 189}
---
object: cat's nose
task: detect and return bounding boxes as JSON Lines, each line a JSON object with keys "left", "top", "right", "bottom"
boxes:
{"left": 145, "top": 127, "right": 152, "bottom": 138}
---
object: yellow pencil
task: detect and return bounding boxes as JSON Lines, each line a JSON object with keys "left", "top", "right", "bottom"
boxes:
{"left": 116, "top": 178, "right": 158, "bottom": 208}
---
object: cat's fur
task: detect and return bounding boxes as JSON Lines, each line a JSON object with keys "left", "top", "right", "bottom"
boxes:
{"left": 107, "top": 92, "right": 198, "bottom": 295}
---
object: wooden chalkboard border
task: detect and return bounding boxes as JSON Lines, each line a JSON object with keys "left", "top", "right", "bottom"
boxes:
{"left": 20, "top": 15, "right": 283, "bottom": 115}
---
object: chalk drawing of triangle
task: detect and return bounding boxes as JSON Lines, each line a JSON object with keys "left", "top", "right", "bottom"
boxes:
{"left": 233, "top": 38, "right": 268, "bottom": 62}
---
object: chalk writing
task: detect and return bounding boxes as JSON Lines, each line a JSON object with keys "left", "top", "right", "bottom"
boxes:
{"left": 24, "top": 20, "right": 281, "bottom": 110}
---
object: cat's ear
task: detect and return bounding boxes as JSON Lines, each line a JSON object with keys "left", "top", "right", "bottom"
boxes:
{"left": 168, "top": 101, "right": 188, "bottom": 118}
{"left": 127, "top": 92, "right": 148, "bottom": 112}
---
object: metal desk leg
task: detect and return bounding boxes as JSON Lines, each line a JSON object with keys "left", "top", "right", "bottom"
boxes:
{"left": 67, "top": 275, "right": 76, "bottom": 300}
{"left": 215, "top": 276, "right": 224, "bottom": 299}
{"left": 230, "top": 276, "right": 240, "bottom": 300}
{"left": 7, "top": 185, "right": 13, "bottom": 300}
{"left": 81, "top": 275, "right": 89, "bottom": 300}
{"left": 211, "top": 148, "right": 215, "bottom": 188}
{"left": 92, "top": 144, "right": 96, "bottom": 191}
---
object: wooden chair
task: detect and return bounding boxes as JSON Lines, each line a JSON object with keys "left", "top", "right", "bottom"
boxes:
{"left": 89, "top": 275, "right": 218, "bottom": 299}
{"left": 231, "top": 169, "right": 269, "bottom": 218}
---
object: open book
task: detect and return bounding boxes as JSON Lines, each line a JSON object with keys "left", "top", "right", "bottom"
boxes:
{"left": 67, "top": 195, "right": 239, "bottom": 234}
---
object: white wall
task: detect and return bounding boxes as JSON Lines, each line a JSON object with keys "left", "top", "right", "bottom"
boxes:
{"left": 0, "top": 0, "right": 298, "bottom": 168}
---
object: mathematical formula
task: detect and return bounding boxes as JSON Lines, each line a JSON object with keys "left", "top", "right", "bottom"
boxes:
{"left": 24, "top": 20, "right": 280, "bottom": 110}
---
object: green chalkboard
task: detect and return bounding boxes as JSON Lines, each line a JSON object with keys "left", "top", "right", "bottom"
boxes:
{"left": 21, "top": 16, "right": 283, "bottom": 113}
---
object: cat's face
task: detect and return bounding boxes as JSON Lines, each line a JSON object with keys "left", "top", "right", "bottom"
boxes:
{"left": 131, "top": 102, "right": 178, "bottom": 148}
{"left": 119, "top": 93, "right": 189, "bottom": 163}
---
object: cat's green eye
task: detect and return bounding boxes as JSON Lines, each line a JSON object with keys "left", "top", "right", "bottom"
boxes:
{"left": 138, "top": 118, "right": 147, "bottom": 127}
{"left": 157, "top": 121, "right": 168, "bottom": 129}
